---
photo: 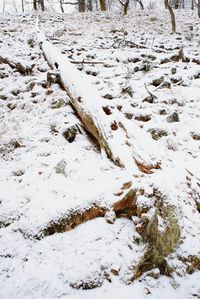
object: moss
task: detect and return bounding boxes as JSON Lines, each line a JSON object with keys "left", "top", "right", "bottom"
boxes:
{"left": 135, "top": 203, "right": 180, "bottom": 277}
{"left": 51, "top": 98, "right": 66, "bottom": 109}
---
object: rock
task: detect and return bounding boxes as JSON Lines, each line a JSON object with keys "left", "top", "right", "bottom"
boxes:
{"left": 85, "top": 70, "right": 99, "bottom": 76}
{"left": 12, "top": 169, "right": 25, "bottom": 176}
{"left": 50, "top": 123, "right": 59, "bottom": 135}
{"left": 170, "top": 75, "right": 182, "bottom": 84}
{"left": 171, "top": 67, "right": 177, "bottom": 74}
{"left": 70, "top": 273, "right": 103, "bottom": 290}
{"left": 152, "top": 76, "right": 164, "bottom": 87}
{"left": 63, "top": 126, "right": 78, "bottom": 143}
{"left": 0, "top": 94, "right": 8, "bottom": 101}
{"left": 191, "top": 133, "right": 200, "bottom": 140}
{"left": 124, "top": 113, "right": 133, "bottom": 120}
{"left": 54, "top": 159, "right": 67, "bottom": 176}
{"left": 27, "top": 37, "right": 36, "bottom": 48}
{"left": 150, "top": 16, "right": 157, "bottom": 22}
{"left": 0, "top": 70, "right": 9, "bottom": 79}
{"left": 103, "top": 94, "right": 114, "bottom": 100}
{"left": 166, "top": 112, "right": 180, "bottom": 123}
{"left": 165, "top": 138, "right": 177, "bottom": 151}
{"left": 149, "top": 128, "right": 168, "bottom": 140}
{"left": 159, "top": 109, "right": 167, "bottom": 115}
{"left": 122, "top": 86, "right": 134, "bottom": 97}
{"left": 7, "top": 103, "right": 17, "bottom": 110}
{"left": 105, "top": 209, "right": 116, "bottom": 224}
{"left": 51, "top": 98, "right": 66, "bottom": 109}
{"left": 146, "top": 268, "right": 160, "bottom": 279}
{"left": 135, "top": 114, "right": 151, "bottom": 122}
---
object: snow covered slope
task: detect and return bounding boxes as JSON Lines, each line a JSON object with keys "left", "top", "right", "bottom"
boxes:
{"left": 0, "top": 9, "right": 200, "bottom": 299}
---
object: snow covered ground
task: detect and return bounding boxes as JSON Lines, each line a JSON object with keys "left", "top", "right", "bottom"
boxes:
{"left": 0, "top": 9, "right": 200, "bottom": 299}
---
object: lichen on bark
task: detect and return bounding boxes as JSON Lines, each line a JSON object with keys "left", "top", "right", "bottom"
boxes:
{"left": 135, "top": 200, "right": 180, "bottom": 277}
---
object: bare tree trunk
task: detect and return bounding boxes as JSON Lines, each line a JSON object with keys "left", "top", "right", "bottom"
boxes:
{"left": 87, "top": 0, "right": 93, "bottom": 11}
{"left": 99, "top": 0, "right": 107, "bottom": 10}
{"left": 94, "top": 0, "right": 98, "bottom": 9}
{"left": 164, "top": 0, "right": 176, "bottom": 32}
{"left": 38, "top": 0, "right": 45, "bottom": 11}
{"left": 21, "top": 0, "right": 24, "bottom": 12}
{"left": 124, "top": 0, "right": 129, "bottom": 14}
{"left": 191, "top": 0, "right": 194, "bottom": 9}
{"left": 33, "top": 0, "right": 37, "bottom": 10}
{"left": 198, "top": 0, "right": 200, "bottom": 17}
{"left": 136, "top": 0, "right": 144, "bottom": 9}
{"left": 119, "top": 0, "right": 130, "bottom": 15}
{"left": 3, "top": 0, "right": 6, "bottom": 11}
{"left": 78, "top": 0, "right": 86, "bottom": 11}
{"left": 60, "top": 0, "right": 64, "bottom": 12}
{"left": 174, "top": 0, "right": 179, "bottom": 8}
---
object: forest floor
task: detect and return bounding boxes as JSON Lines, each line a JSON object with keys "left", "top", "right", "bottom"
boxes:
{"left": 0, "top": 9, "right": 200, "bottom": 299}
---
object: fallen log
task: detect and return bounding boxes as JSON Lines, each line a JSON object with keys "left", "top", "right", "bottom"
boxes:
{"left": 41, "top": 189, "right": 138, "bottom": 237}
{"left": 38, "top": 34, "right": 160, "bottom": 171}
{"left": 0, "top": 50, "right": 33, "bottom": 75}
{"left": 36, "top": 183, "right": 180, "bottom": 278}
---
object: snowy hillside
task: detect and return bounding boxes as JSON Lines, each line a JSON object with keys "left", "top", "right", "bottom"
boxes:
{"left": 0, "top": 8, "right": 200, "bottom": 299}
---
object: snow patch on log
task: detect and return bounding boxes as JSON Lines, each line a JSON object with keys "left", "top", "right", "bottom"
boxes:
{"left": 39, "top": 38, "right": 160, "bottom": 172}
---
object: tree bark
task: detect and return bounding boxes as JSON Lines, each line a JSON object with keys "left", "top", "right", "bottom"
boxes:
{"left": 99, "top": 0, "right": 107, "bottom": 11}
{"left": 124, "top": 0, "right": 129, "bottom": 14}
{"left": 136, "top": 0, "right": 144, "bottom": 9}
{"left": 60, "top": 0, "right": 64, "bottom": 12}
{"left": 198, "top": 0, "right": 200, "bottom": 17}
{"left": 38, "top": 0, "right": 45, "bottom": 11}
{"left": 0, "top": 52, "right": 33, "bottom": 75}
{"left": 33, "top": 0, "right": 37, "bottom": 10}
{"left": 39, "top": 38, "right": 160, "bottom": 171}
{"left": 78, "top": 0, "right": 85, "bottom": 11}
{"left": 164, "top": 0, "right": 176, "bottom": 32}
{"left": 191, "top": 0, "right": 194, "bottom": 9}
{"left": 42, "top": 189, "right": 139, "bottom": 236}
{"left": 21, "top": 0, "right": 24, "bottom": 12}
{"left": 87, "top": 0, "right": 93, "bottom": 11}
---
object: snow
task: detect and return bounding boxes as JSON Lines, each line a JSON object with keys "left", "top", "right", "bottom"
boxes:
{"left": 0, "top": 8, "right": 200, "bottom": 299}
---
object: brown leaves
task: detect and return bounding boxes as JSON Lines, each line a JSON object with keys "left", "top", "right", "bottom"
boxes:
{"left": 135, "top": 158, "right": 161, "bottom": 174}
{"left": 121, "top": 181, "right": 132, "bottom": 190}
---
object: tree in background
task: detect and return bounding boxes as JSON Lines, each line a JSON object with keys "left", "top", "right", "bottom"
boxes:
{"left": 118, "top": 0, "right": 129, "bottom": 14}
{"left": 99, "top": 0, "right": 107, "bottom": 10}
{"left": 33, "top": 0, "right": 45, "bottom": 11}
{"left": 164, "top": 0, "right": 176, "bottom": 32}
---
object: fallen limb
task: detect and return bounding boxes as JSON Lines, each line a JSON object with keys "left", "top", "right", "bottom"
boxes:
{"left": 0, "top": 51, "right": 33, "bottom": 75}
{"left": 111, "top": 38, "right": 167, "bottom": 53}
{"left": 40, "top": 189, "right": 139, "bottom": 237}
{"left": 38, "top": 35, "right": 160, "bottom": 171}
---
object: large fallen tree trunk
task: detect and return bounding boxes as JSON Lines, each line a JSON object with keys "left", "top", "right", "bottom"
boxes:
{"left": 0, "top": 50, "right": 33, "bottom": 75}
{"left": 38, "top": 34, "right": 160, "bottom": 172}
{"left": 41, "top": 188, "right": 138, "bottom": 237}
{"left": 38, "top": 184, "right": 180, "bottom": 278}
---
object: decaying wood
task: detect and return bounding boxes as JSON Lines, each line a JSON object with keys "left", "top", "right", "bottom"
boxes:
{"left": 0, "top": 52, "right": 33, "bottom": 75}
{"left": 135, "top": 158, "right": 161, "bottom": 174}
{"left": 39, "top": 37, "right": 160, "bottom": 171}
{"left": 41, "top": 189, "right": 139, "bottom": 237}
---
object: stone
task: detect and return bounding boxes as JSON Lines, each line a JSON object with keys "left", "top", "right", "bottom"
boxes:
{"left": 63, "top": 126, "right": 78, "bottom": 143}
{"left": 54, "top": 159, "right": 67, "bottom": 177}
{"left": 149, "top": 128, "right": 168, "bottom": 140}
{"left": 166, "top": 112, "right": 179, "bottom": 123}
{"left": 105, "top": 209, "right": 116, "bottom": 224}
